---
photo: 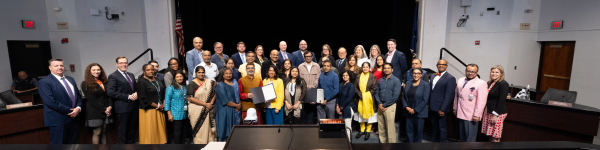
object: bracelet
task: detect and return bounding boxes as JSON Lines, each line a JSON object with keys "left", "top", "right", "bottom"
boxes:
{"left": 156, "top": 103, "right": 161, "bottom": 109}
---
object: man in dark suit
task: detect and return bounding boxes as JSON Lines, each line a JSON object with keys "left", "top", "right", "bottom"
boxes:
{"left": 335, "top": 47, "right": 348, "bottom": 70}
{"left": 107, "top": 56, "right": 138, "bottom": 144}
{"left": 402, "top": 58, "right": 430, "bottom": 87}
{"left": 428, "top": 59, "right": 457, "bottom": 142}
{"left": 291, "top": 40, "right": 317, "bottom": 67}
{"left": 231, "top": 41, "right": 247, "bottom": 69}
{"left": 382, "top": 39, "right": 408, "bottom": 79}
{"left": 278, "top": 41, "right": 293, "bottom": 64}
{"left": 262, "top": 49, "right": 282, "bottom": 76}
{"left": 39, "top": 59, "right": 82, "bottom": 144}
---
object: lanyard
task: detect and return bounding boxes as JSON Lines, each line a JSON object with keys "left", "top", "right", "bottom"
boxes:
{"left": 149, "top": 80, "right": 161, "bottom": 102}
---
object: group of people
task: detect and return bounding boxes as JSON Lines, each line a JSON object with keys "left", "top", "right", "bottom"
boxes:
{"left": 39, "top": 38, "right": 509, "bottom": 145}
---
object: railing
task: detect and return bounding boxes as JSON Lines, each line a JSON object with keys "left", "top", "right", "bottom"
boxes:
{"left": 129, "top": 48, "right": 153, "bottom": 65}
{"left": 439, "top": 47, "right": 479, "bottom": 78}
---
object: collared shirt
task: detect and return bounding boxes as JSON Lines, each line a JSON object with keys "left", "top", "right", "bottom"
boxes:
{"left": 306, "top": 62, "right": 313, "bottom": 74}
{"left": 117, "top": 69, "right": 132, "bottom": 81}
{"left": 386, "top": 50, "right": 396, "bottom": 63}
{"left": 338, "top": 58, "right": 345, "bottom": 67}
{"left": 239, "top": 52, "right": 246, "bottom": 63}
{"left": 194, "top": 48, "right": 204, "bottom": 63}
{"left": 197, "top": 62, "right": 218, "bottom": 81}
{"left": 375, "top": 75, "right": 402, "bottom": 107}
{"left": 239, "top": 62, "right": 262, "bottom": 79}
{"left": 51, "top": 73, "right": 81, "bottom": 110}
{"left": 281, "top": 51, "right": 288, "bottom": 60}
{"left": 432, "top": 71, "right": 446, "bottom": 90}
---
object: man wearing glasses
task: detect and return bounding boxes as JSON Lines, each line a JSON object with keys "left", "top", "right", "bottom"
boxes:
{"left": 298, "top": 51, "right": 321, "bottom": 124}
{"left": 402, "top": 58, "right": 430, "bottom": 88}
{"left": 428, "top": 59, "right": 457, "bottom": 142}
{"left": 453, "top": 63, "right": 488, "bottom": 142}
{"left": 291, "top": 40, "right": 317, "bottom": 67}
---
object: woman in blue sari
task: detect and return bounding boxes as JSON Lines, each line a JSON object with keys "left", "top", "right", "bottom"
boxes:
{"left": 215, "top": 67, "right": 241, "bottom": 142}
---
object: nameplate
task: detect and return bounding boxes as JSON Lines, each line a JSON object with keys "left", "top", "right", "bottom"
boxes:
{"left": 548, "top": 101, "right": 572, "bottom": 108}
{"left": 6, "top": 102, "right": 33, "bottom": 109}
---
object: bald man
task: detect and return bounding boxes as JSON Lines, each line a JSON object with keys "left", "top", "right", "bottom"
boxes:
{"left": 186, "top": 37, "right": 205, "bottom": 81}
{"left": 291, "top": 40, "right": 317, "bottom": 66}
{"left": 11, "top": 71, "right": 38, "bottom": 94}
{"left": 278, "top": 41, "right": 293, "bottom": 64}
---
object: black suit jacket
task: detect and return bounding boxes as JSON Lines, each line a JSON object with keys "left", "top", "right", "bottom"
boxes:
{"left": 486, "top": 80, "right": 509, "bottom": 114}
{"left": 335, "top": 58, "right": 348, "bottom": 70}
{"left": 81, "top": 82, "right": 113, "bottom": 119}
{"left": 428, "top": 72, "right": 457, "bottom": 113}
{"left": 107, "top": 70, "right": 137, "bottom": 113}
{"left": 261, "top": 60, "right": 282, "bottom": 78}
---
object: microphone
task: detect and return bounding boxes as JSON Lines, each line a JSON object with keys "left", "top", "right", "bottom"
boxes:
{"left": 278, "top": 115, "right": 293, "bottom": 133}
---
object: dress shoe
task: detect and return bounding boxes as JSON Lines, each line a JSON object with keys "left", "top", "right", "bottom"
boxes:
{"left": 365, "top": 132, "right": 370, "bottom": 140}
{"left": 355, "top": 132, "right": 364, "bottom": 138}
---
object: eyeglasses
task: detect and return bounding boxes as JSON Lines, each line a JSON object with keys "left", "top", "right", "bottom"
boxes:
{"left": 169, "top": 63, "right": 178, "bottom": 66}
{"left": 466, "top": 71, "right": 477, "bottom": 74}
{"left": 118, "top": 62, "right": 128, "bottom": 65}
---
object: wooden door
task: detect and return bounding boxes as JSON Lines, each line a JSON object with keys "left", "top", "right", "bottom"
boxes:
{"left": 536, "top": 42, "right": 575, "bottom": 101}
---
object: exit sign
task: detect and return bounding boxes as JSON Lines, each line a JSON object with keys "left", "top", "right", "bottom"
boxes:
{"left": 21, "top": 20, "right": 35, "bottom": 29}
{"left": 551, "top": 21, "right": 563, "bottom": 29}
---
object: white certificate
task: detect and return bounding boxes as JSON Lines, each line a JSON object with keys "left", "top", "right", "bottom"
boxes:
{"left": 262, "top": 83, "right": 277, "bottom": 101}
{"left": 316, "top": 89, "right": 324, "bottom": 103}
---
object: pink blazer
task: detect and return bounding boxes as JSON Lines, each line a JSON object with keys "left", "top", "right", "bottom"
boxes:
{"left": 453, "top": 77, "right": 488, "bottom": 121}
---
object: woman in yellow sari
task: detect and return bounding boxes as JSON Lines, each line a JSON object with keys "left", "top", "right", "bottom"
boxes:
{"left": 187, "top": 66, "right": 217, "bottom": 144}
{"left": 353, "top": 62, "right": 378, "bottom": 140}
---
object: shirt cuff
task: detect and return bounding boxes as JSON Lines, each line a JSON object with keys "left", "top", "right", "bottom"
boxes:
{"left": 76, "top": 106, "right": 82, "bottom": 111}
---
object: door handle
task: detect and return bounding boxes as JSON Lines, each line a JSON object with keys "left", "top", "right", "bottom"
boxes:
{"left": 544, "top": 74, "right": 570, "bottom": 80}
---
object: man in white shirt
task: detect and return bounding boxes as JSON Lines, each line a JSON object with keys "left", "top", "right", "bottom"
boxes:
{"left": 39, "top": 59, "right": 82, "bottom": 144}
{"left": 195, "top": 50, "right": 219, "bottom": 81}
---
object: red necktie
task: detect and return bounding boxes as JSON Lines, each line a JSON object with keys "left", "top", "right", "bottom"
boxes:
{"left": 436, "top": 73, "right": 442, "bottom": 76}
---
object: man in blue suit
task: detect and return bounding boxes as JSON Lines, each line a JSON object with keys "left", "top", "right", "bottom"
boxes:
{"left": 107, "top": 56, "right": 138, "bottom": 144}
{"left": 428, "top": 59, "right": 457, "bottom": 142}
{"left": 382, "top": 39, "right": 408, "bottom": 79}
{"left": 278, "top": 41, "right": 293, "bottom": 64}
{"left": 39, "top": 59, "right": 82, "bottom": 144}
{"left": 231, "top": 41, "right": 247, "bottom": 69}
{"left": 186, "top": 37, "right": 204, "bottom": 81}
{"left": 291, "top": 40, "right": 316, "bottom": 67}
{"left": 210, "top": 42, "right": 229, "bottom": 70}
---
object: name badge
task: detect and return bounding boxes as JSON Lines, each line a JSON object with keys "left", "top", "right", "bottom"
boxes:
{"left": 184, "top": 105, "right": 188, "bottom": 111}
{"left": 469, "top": 94, "right": 474, "bottom": 101}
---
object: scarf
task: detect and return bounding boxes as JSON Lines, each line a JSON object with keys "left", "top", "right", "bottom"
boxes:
{"left": 358, "top": 72, "right": 374, "bottom": 119}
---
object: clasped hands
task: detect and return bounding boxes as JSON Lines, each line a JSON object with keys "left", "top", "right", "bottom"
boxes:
{"left": 129, "top": 92, "right": 138, "bottom": 101}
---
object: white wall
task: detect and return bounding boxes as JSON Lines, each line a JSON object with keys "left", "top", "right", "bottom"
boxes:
{"left": 419, "top": 0, "right": 449, "bottom": 70}
{"left": 44, "top": 0, "right": 175, "bottom": 83}
{"left": 421, "top": 0, "right": 541, "bottom": 88}
{"left": 537, "top": 0, "right": 600, "bottom": 108}
{"left": 144, "top": 0, "right": 177, "bottom": 68}
{"left": 0, "top": 0, "right": 50, "bottom": 92}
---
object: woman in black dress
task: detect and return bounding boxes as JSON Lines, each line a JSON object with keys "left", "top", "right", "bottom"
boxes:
{"left": 81, "top": 63, "right": 113, "bottom": 144}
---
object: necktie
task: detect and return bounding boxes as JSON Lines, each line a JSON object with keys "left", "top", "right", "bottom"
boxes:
{"left": 463, "top": 79, "right": 470, "bottom": 88}
{"left": 61, "top": 77, "right": 76, "bottom": 108}
{"left": 436, "top": 72, "right": 442, "bottom": 76}
{"left": 339, "top": 59, "right": 344, "bottom": 67}
{"left": 283, "top": 52, "right": 288, "bottom": 60}
{"left": 241, "top": 53, "right": 246, "bottom": 63}
{"left": 124, "top": 72, "right": 134, "bottom": 91}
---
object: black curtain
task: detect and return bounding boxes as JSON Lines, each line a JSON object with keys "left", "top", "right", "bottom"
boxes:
{"left": 178, "top": 0, "right": 416, "bottom": 66}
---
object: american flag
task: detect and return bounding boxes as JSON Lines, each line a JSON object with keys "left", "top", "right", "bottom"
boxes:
{"left": 175, "top": 12, "right": 185, "bottom": 57}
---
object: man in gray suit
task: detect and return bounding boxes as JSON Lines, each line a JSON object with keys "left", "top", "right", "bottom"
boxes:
{"left": 211, "top": 42, "right": 229, "bottom": 70}
{"left": 186, "top": 37, "right": 204, "bottom": 81}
